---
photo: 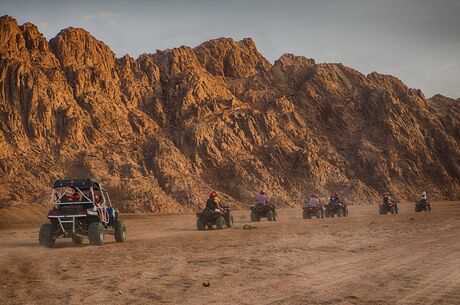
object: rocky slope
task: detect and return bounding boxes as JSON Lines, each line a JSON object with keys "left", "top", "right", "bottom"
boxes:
{"left": 0, "top": 15, "right": 459, "bottom": 212}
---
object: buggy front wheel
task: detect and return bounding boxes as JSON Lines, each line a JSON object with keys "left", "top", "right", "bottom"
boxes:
{"left": 115, "top": 220, "right": 127, "bottom": 242}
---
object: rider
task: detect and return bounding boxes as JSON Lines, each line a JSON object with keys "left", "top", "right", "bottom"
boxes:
{"left": 383, "top": 192, "right": 391, "bottom": 208}
{"left": 205, "top": 191, "right": 221, "bottom": 211}
{"left": 256, "top": 190, "right": 268, "bottom": 206}
{"left": 329, "top": 192, "right": 340, "bottom": 205}
{"left": 308, "top": 193, "right": 320, "bottom": 207}
{"left": 420, "top": 190, "right": 427, "bottom": 203}
{"left": 69, "top": 188, "right": 81, "bottom": 202}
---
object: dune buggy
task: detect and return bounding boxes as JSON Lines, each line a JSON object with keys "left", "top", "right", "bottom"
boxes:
{"left": 324, "top": 202, "right": 348, "bottom": 217}
{"left": 39, "top": 178, "right": 127, "bottom": 247}
{"left": 250, "top": 203, "right": 277, "bottom": 222}
{"left": 415, "top": 199, "right": 431, "bottom": 212}
{"left": 196, "top": 204, "right": 233, "bottom": 230}
{"left": 379, "top": 201, "right": 399, "bottom": 215}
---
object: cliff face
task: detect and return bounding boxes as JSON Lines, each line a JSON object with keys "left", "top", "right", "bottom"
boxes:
{"left": 0, "top": 15, "right": 459, "bottom": 212}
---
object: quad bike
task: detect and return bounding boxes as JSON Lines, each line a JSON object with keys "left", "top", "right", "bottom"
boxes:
{"left": 302, "top": 205, "right": 324, "bottom": 219}
{"left": 324, "top": 202, "right": 348, "bottom": 217}
{"left": 415, "top": 199, "right": 431, "bottom": 212}
{"left": 196, "top": 204, "right": 233, "bottom": 230}
{"left": 250, "top": 203, "right": 277, "bottom": 222}
{"left": 39, "top": 178, "right": 127, "bottom": 247}
{"left": 379, "top": 200, "right": 399, "bottom": 215}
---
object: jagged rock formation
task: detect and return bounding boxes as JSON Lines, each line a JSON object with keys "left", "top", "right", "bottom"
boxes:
{"left": 0, "top": 15, "right": 459, "bottom": 212}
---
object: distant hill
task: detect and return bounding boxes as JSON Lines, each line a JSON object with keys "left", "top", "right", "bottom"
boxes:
{"left": 0, "top": 15, "right": 458, "bottom": 212}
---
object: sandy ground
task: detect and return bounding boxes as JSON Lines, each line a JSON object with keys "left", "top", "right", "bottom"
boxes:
{"left": 0, "top": 201, "right": 459, "bottom": 305}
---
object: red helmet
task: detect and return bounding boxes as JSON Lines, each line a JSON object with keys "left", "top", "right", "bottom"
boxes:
{"left": 311, "top": 193, "right": 318, "bottom": 198}
{"left": 209, "top": 191, "right": 218, "bottom": 198}
{"left": 260, "top": 190, "right": 265, "bottom": 195}
{"left": 333, "top": 192, "right": 338, "bottom": 196}
{"left": 384, "top": 192, "right": 389, "bottom": 197}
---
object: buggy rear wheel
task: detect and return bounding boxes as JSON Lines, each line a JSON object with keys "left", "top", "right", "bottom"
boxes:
{"left": 115, "top": 220, "right": 127, "bottom": 242}
{"left": 39, "top": 223, "right": 55, "bottom": 248}
{"left": 72, "top": 235, "right": 84, "bottom": 245}
{"left": 88, "top": 222, "right": 105, "bottom": 246}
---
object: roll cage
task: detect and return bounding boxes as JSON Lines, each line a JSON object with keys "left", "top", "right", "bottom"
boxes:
{"left": 51, "top": 179, "right": 113, "bottom": 209}
{"left": 49, "top": 179, "right": 114, "bottom": 235}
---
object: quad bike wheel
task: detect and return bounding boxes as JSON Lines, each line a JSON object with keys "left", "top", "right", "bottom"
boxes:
{"left": 337, "top": 208, "right": 343, "bottom": 217}
{"left": 197, "top": 217, "right": 206, "bottom": 230}
{"left": 72, "top": 235, "right": 84, "bottom": 245}
{"left": 226, "top": 214, "right": 234, "bottom": 228}
{"left": 325, "top": 210, "right": 330, "bottom": 217}
{"left": 88, "top": 222, "right": 105, "bottom": 246}
{"left": 415, "top": 206, "right": 421, "bottom": 212}
{"left": 114, "top": 220, "right": 127, "bottom": 242}
{"left": 303, "top": 210, "right": 309, "bottom": 219}
{"left": 267, "top": 210, "right": 275, "bottom": 221}
{"left": 216, "top": 216, "right": 226, "bottom": 229}
{"left": 39, "top": 223, "right": 56, "bottom": 248}
{"left": 343, "top": 208, "right": 349, "bottom": 217}
{"left": 250, "top": 211, "right": 259, "bottom": 222}
{"left": 315, "top": 210, "right": 322, "bottom": 218}
{"left": 390, "top": 207, "right": 396, "bottom": 215}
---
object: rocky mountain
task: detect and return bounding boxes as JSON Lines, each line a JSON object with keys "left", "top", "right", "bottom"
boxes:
{"left": 0, "top": 15, "right": 458, "bottom": 212}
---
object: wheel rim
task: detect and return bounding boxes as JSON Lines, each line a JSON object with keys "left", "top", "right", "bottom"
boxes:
{"left": 100, "top": 231, "right": 104, "bottom": 242}
{"left": 122, "top": 227, "right": 127, "bottom": 239}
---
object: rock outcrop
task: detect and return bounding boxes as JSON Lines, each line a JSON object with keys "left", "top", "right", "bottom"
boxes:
{"left": 0, "top": 15, "right": 459, "bottom": 212}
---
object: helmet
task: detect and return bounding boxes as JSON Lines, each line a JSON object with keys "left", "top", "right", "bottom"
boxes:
{"left": 209, "top": 191, "right": 218, "bottom": 198}
{"left": 94, "top": 194, "right": 100, "bottom": 202}
{"left": 260, "top": 190, "right": 265, "bottom": 195}
{"left": 384, "top": 192, "right": 389, "bottom": 197}
{"left": 311, "top": 193, "right": 318, "bottom": 198}
{"left": 333, "top": 192, "right": 338, "bottom": 196}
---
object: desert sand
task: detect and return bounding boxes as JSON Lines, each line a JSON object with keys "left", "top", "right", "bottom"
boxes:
{"left": 1, "top": 202, "right": 459, "bottom": 305}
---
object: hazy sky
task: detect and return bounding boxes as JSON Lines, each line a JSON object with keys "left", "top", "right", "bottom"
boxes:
{"left": 2, "top": 0, "right": 460, "bottom": 98}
